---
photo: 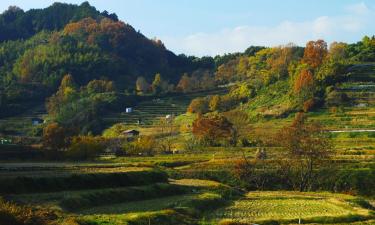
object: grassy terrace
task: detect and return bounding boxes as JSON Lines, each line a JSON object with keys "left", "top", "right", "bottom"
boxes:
{"left": 213, "top": 191, "right": 374, "bottom": 224}
{"left": 103, "top": 88, "right": 228, "bottom": 126}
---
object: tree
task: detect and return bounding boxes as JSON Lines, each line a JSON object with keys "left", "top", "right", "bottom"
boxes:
{"left": 65, "top": 136, "right": 104, "bottom": 160}
{"left": 233, "top": 149, "right": 269, "bottom": 190}
{"left": 176, "top": 73, "right": 192, "bottom": 93}
{"left": 135, "top": 76, "right": 149, "bottom": 94}
{"left": 303, "top": 40, "right": 328, "bottom": 69}
{"left": 192, "top": 114, "right": 235, "bottom": 146}
{"left": 187, "top": 97, "right": 209, "bottom": 114}
{"left": 277, "top": 112, "right": 333, "bottom": 191}
{"left": 294, "top": 69, "right": 315, "bottom": 106}
{"left": 42, "top": 123, "right": 69, "bottom": 150}
{"left": 46, "top": 75, "right": 116, "bottom": 134}
{"left": 128, "top": 136, "right": 157, "bottom": 156}
{"left": 329, "top": 42, "right": 348, "bottom": 62}
{"left": 200, "top": 71, "right": 216, "bottom": 90}
{"left": 86, "top": 79, "right": 114, "bottom": 94}
{"left": 157, "top": 116, "right": 178, "bottom": 153}
{"left": 151, "top": 73, "right": 162, "bottom": 94}
{"left": 266, "top": 45, "right": 296, "bottom": 80}
{"left": 46, "top": 74, "right": 78, "bottom": 117}
{"left": 215, "top": 59, "right": 239, "bottom": 82}
{"left": 223, "top": 110, "right": 249, "bottom": 140}
{"left": 209, "top": 95, "right": 221, "bottom": 111}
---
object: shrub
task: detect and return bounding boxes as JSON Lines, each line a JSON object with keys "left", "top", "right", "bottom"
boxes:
{"left": 65, "top": 136, "right": 105, "bottom": 160}
{"left": 192, "top": 114, "right": 236, "bottom": 146}
{"left": 209, "top": 95, "right": 221, "bottom": 111}
{"left": 125, "top": 136, "right": 158, "bottom": 156}
{"left": 303, "top": 98, "right": 314, "bottom": 112}
{"left": 187, "top": 97, "right": 209, "bottom": 114}
{"left": 42, "top": 122, "right": 69, "bottom": 150}
{"left": 325, "top": 90, "right": 349, "bottom": 107}
{"left": 0, "top": 198, "right": 57, "bottom": 225}
{"left": 102, "top": 123, "right": 128, "bottom": 138}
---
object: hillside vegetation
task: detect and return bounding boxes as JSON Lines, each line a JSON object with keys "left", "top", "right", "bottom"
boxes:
{"left": 0, "top": 2, "right": 374, "bottom": 225}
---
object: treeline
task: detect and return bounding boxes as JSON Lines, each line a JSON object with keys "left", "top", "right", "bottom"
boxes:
{"left": 0, "top": 1, "right": 118, "bottom": 42}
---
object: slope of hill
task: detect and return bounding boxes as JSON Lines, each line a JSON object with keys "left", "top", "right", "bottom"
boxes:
{"left": 0, "top": 1, "right": 118, "bottom": 42}
{"left": 0, "top": 2, "right": 212, "bottom": 118}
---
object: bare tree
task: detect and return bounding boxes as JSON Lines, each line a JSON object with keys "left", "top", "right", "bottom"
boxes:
{"left": 277, "top": 112, "right": 333, "bottom": 191}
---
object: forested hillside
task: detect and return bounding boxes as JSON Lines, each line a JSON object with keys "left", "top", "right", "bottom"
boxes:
{"left": 0, "top": 2, "right": 212, "bottom": 117}
{"left": 0, "top": 2, "right": 374, "bottom": 225}
{"left": 188, "top": 37, "right": 375, "bottom": 121}
{"left": 0, "top": 1, "right": 118, "bottom": 42}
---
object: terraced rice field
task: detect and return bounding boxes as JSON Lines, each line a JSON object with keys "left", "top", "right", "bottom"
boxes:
{"left": 79, "top": 194, "right": 197, "bottom": 214}
{"left": 103, "top": 88, "right": 227, "bottom": 125}
{"left": 214, "top": 192, "right": 372, "bottom": 223}
{"left": 0, "top": 162, "right": 151, "bottom": 178}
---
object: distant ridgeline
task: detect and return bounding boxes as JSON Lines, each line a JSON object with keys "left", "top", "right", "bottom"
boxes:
{"left": 0, "top": 1, "right": 118, "bottom": 42}
{"left": 0, "top": 2, "right": 214, "bottom": 117}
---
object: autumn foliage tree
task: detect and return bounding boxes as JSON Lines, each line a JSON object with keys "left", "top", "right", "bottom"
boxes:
{"left": 86, "top": 79, "right": 114, "bottom": 94}
{"left": 176, "top": 73, "right": 191, "bottom": 93}
{"left": 151, "top": 73, "right": 162, "bottom": 94}
{"left": 136, "top": 76, "right": 149, "bottom": 94}
{"left": 303, "top": 40, "right": 328, "bottom": 69}
{"left": 187, "top": 97, "right": 209, "bottom": 114}
{"left": 192, "top": 114, "right": 235, "bottom": 146}
{"left": 277, "top": 112, "right": 333, "bottom": 191}
{"left": 42, "top": 122, "right": 69, "bottom": 151}
{"left": 294, "top": 69, "right": 315, "bottom": 106}
{"left": 46, "top": 74, "right": 78, "bottom": 117}
{"left": 46, "top": 74, "right": 116, "bottom": 134}
{"left": 65, "top": 136, "right": 105, "bottom": 160}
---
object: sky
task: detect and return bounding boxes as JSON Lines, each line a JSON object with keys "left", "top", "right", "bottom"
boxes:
{"left": 0, "top": 0, "right": 374, "bottom": 56}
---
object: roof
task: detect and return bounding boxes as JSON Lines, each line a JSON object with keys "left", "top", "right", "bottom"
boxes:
{"left": 31, "top": 118, "right": 44, "bottom": 122}
{"left": 122, "top": 129, "right": 139, "bottom": 134}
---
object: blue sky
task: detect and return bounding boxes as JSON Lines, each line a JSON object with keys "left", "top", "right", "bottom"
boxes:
{"left": 0, "top": 0, "right": 374, "bottom": 56}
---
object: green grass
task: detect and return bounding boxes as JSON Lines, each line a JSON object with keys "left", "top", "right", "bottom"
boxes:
{"left": 78, "top": 209, "right": 196, "bottom": 225}
{"left": 213, "top": 191, "right": 373, "bottom": 224}
{"left": 79, "top": 194, "right": 197, "bottom": 214}
{"left": 244, "top": 80, "right": 292, "bottom": 120}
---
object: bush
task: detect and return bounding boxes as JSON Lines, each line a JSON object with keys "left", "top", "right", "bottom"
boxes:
{"left": 187, "top": 97, "right": 209, "bottom": 114}
{"left": 125, "top": 136, "right": 158, "bottom": 156}
{"left": 102, "top": 123, "right": 128, "bottom": 138}
{"left": 192, "top": 114, "right": 235, "bottom": 146}
{"left": 0, "top": 198, "right": 57, "bottom": 225}
{"left": 325, "top": 90, "right": 349, "bottom": 107}
{"left": 303, "top": 98, "right": 314, "bottom": 112}
{"left": 65, "top": 136, "right": 105, "bottom": 160}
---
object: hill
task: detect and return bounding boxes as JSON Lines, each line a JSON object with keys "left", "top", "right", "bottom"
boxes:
{"left": 0, "top": 1, "right": 118, "bottom": 42}
{"left": 0, "top": 2, "right": 213, "bottom": 118}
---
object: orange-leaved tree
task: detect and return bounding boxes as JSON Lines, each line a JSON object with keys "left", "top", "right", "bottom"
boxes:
{"left": 192, "top": 114, "right": 236, "bottom": 146}
{"left": 303, "top": 40, "right": 328, "bottom": 69}
{"left": 294, "top": 69, "right": 315, "bottom": 107}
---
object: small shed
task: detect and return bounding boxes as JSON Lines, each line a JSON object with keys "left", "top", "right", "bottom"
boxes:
{"left": 125, "top": 107, "right": 133, "bottom": 113}
{"left": 0, "top": 138, "right": 12, "bottom": 145}
{"left": 122, "top": 129, "right": 140, "bottom": 137}
{"left": 31, "top": 118, "right": 44, "bottom": 125}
